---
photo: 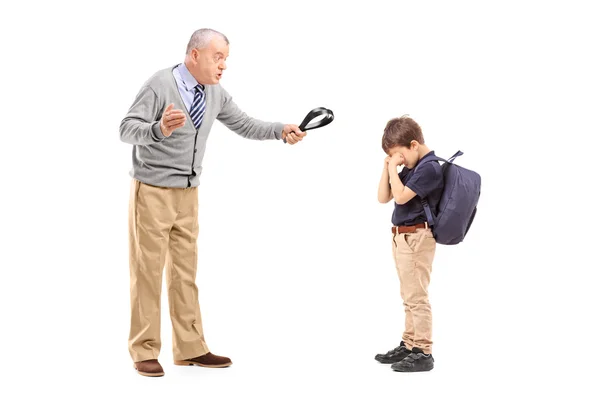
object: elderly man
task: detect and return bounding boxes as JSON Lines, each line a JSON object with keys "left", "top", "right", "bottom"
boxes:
{"left": 120, "top": 28, "right": 306, "bottom": 377}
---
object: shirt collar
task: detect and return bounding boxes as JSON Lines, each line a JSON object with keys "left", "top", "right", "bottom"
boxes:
{"left": 177, "top": 63, "right": 204, "bottom": 92}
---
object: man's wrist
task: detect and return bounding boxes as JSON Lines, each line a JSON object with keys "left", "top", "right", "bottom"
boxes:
{"left": 274, "top": 122, "right": 286, "bottom": 140}
{"left": 152, "top": 121, "right": 167, "bottom": 141}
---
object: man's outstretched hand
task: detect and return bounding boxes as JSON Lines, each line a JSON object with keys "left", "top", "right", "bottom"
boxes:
{"left": 282, "top": 124, "right": 307, "bottom": 144}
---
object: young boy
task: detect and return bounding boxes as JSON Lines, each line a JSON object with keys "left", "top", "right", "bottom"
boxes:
{"left": 375, "top": 115, "right": 444, "bottom": 372}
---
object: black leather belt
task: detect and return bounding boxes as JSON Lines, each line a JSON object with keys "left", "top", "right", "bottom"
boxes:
{"left": 283, "top": 107, "right": 334, "bottom": 143}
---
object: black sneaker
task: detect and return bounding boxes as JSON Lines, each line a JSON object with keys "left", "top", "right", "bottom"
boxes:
{"left": 391, "top": 347, "right": 434, "bottom": 372}
{"left": 375, "top": 341, "right": 412, "bottom": 364}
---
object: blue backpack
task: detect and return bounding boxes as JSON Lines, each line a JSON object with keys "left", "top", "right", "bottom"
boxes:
{"left": 415, "top": 151, "right": 481, "bottom": 245}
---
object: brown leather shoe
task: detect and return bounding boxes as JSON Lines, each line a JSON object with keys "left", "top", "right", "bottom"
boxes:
{"left": 174, "top": 352, "right": 232, "bottom": 368}
{"left": 134, "top": 359, "right": 165, "bottom": 377}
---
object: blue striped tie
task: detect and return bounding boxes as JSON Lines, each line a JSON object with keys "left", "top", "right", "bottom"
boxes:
{"left": 189, "top": 84, "right": 206, "bottom": 130}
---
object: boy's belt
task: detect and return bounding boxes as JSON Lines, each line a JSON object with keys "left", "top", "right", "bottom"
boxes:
{"left": 391, "top": 223, "right": 427, "bottom": 234}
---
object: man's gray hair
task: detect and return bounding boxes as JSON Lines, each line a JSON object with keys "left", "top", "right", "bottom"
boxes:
{"left": 186, "top": 28, "right": 229, "bottom": 54}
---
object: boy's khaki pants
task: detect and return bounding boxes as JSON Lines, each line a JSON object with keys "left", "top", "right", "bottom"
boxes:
{"left": 128, "top": 179, "right": 209, "bottom": 362}
{"left": 392, "top": 228, "right": 436, "bottom": 354}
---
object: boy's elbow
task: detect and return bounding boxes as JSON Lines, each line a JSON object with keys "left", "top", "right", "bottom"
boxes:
{"left": 378, "top": 193, "right": 393, "bottom": 204}
{"left": 394, "top": 196, "right": 408, "bottom": 205}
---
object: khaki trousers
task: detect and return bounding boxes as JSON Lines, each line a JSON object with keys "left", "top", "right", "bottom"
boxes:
{"left": 392, "top": 228, "right": 436, "bottom": 354}
{"left": 128, "top": 179, "right": 209, "bottom": 362}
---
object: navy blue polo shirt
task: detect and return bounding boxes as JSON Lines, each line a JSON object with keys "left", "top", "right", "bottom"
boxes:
{"left": 392, "top": 151, "right": 444, "bottom": 226}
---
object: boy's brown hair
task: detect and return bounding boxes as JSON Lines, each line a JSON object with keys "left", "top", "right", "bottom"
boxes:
{"left": 382, "top": 115, "right": 424, "bottom": 153}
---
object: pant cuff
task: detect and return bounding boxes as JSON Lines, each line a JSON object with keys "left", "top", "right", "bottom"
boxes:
{"left": 174, "top": 344, "right": 210, "bottom": 361}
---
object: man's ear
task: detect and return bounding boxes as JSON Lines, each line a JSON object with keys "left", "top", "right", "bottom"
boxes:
{"left": 191, "top": 48, "right": 200, "bottom": 62}
{"left": 411, "top": 140, "right": 419, "bottom": 150}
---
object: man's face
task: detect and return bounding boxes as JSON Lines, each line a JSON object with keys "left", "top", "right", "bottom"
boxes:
{"left": 189, "top": 37, "right": 229, "bottom": 85}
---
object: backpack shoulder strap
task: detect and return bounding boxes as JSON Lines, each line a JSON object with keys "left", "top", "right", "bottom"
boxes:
{"left": 417, "top": 151, "right": 464, "bottom": 227}
{"left": 417, "top": 154, "right": 445, "bottom": 167}
{"left": 418, "top": 150, "right": 463, "bottom": 167}
{"left": 415, "top": 150, "right": 464, "bottom": 173}
{"left": 421, "top": 199, "right": 436, "bottom": 227}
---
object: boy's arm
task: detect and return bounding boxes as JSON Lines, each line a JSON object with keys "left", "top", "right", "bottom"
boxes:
{"left": 378, "top": 157, "right": 394, "bottom": 203}
{"left": 388, "top": 153, "right": 418, "bottom": 205}
{"left": 388, "top": 165, "right": 418, "bottom": 205}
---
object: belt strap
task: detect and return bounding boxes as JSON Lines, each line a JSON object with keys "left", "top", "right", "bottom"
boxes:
{"left": 391, "top": 223, "right": 427, "bottom": 234}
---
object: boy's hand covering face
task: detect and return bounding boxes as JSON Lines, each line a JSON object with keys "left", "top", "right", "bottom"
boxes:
{"left": 389, "top": 152, "right": 405, "bottom": 167}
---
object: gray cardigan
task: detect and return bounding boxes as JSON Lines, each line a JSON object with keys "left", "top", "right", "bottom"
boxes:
{"left": 120, "top": 65, "right": 285, "bottom": 188}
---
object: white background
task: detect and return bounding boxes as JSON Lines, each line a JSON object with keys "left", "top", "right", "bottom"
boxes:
{"left": 1, "top": 0, "right": 599, "bottom": 399}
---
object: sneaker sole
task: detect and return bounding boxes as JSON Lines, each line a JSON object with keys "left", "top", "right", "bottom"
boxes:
{"left": 375, "top": 357, "right": 408, "bottom": 364}
{"left": 174, "top": 360, "right": 232, "bottom": 368}
{"left": 391, "top": 365, "right": 434, "bottom": 372}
